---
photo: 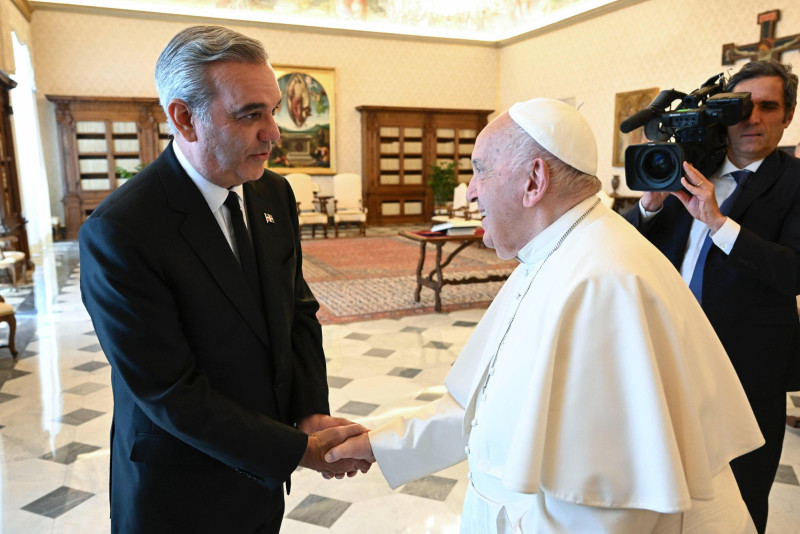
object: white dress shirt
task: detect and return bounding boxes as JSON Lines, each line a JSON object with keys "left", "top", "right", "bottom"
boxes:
{"left": 172, "top": 142, "right": 249, "bottom": 260}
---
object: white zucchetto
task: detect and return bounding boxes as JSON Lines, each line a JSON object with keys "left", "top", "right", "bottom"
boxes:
{"left": 509, "top": 98, "right": 598, "bottom": 176}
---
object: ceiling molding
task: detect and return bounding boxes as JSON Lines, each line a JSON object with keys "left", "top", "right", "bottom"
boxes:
{"left": 10, "top": 0, "right": 33, "bottom": 22}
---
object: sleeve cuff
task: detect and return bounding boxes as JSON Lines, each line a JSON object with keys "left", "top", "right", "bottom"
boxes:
{"left": 639, "top": 200, "right": 662, "bottom": 221}
{"left": 710, "top": 218, "right": 740, "bottom": 255}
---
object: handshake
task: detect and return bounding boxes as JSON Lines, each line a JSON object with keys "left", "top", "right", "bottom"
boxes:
{"left": 297, "top": 414, "right": 376, "bottom": 479}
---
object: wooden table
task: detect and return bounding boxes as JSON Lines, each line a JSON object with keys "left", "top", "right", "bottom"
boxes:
{"left": 399, "top": 230, "right": 510, "bottom": 312}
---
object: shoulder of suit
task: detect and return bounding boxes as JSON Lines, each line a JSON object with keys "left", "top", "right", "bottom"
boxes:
{"left": 89, "top": 151, "right": 171, "bottom": 220}
{"left": 261, "top": 168, "right": 289, "bottom": 185}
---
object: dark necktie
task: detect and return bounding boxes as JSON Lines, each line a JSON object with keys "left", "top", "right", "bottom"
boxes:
{"left": 689, "top": 169, "right": 752, "bottom": 303}
{"left": 224, "top": 191, "right": 261, "bottom": 295}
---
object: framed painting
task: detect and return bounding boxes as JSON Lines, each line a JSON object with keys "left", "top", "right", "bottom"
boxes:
{"left": 612, "top": 87, "right": 659, "bottom": 167}
{"left": 268, "top": 65, "right": 336, "bottom": 175}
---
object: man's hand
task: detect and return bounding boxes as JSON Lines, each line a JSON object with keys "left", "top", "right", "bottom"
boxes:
{"left": 672, "top": 161, "right": 727, "bottom": 234}
{"left": 324, "top": 432, "right": 375, "bottom": 464}
{"left": 299, "top": 424, "right": 372, "bottom": 479}
{"left": 298, "top": 414, "right": 358, "bottom": 435}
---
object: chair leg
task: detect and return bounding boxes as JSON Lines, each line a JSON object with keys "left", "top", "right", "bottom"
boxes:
{"left": 335, "top": 222, "right": 339, "bottom": 238}
{"left": 323, "top": 223, "right": 328, "bottom": 239}
{"left": 4, "top": 265, "right": 15, "bottom": 289}
{"left": 7, "top": 314, "right": 16, "bottom": 359}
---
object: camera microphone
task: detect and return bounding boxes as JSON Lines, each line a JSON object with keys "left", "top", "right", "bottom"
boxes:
{"left": 620, "top": 108, "right": 658, "bottom": 133}
{"left": 619, "top": 89, "right": 686, "bottom": 134}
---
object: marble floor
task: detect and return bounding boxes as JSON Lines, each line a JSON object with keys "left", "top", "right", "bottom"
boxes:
{"left": 0, "top": 241, "right": 798, "bottom": 533}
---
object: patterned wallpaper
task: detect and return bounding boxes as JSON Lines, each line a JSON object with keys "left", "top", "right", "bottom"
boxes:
{"left": 500, "top": 0, "right": 800, "bottom": 195}
{"left": 12, "top": 0, "right": 800, "bottom": 218}
{"left": 0, "top": 0, "right": 34, "bottom": 74}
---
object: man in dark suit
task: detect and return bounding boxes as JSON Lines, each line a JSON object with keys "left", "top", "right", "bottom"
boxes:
{"left": 80, "top": 26, "right": 369, "bottom": 533}
{"left": 624, "top": 60, "right": 800, "bottom": 534}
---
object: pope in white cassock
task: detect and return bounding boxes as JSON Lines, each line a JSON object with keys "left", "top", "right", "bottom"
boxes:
{"left": 326, "top": 98, "right": 765, "bottom": 533}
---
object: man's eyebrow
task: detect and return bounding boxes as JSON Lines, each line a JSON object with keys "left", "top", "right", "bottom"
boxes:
{"left": 231, "top": 103, "right": 268, "bottom": 115}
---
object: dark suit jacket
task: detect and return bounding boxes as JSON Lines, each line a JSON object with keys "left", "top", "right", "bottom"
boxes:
{"left": 80, "top": 144, "right": 329, "bottom": 532}
{"left": 624, "top": 149, "right": 800, "bottom": 398}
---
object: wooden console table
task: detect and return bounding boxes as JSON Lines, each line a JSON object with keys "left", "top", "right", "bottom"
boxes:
{"left": 399, "top": 230, "right": 510, "bottom": 312}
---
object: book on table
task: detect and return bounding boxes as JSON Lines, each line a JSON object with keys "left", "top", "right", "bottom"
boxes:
{"left": 430, "top": 218, "right": 482, "bottom": 236}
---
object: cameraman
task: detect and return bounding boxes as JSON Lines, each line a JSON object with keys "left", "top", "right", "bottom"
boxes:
{"left": 624, "top": 59, "right": 800, "bottom": 534}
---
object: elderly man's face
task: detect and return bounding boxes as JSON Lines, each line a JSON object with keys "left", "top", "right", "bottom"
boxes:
{"left": 467, "top": 114, "right": 529, "bottom": 260}
{"left": 192, "top": 61, "right": 281, "bottom": 188}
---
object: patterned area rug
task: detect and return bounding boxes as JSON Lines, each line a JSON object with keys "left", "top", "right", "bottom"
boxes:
{"left": 301, "top": 235, "right": 517, "bottom": 323}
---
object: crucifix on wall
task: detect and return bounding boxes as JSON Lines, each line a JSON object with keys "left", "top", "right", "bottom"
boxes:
{"left": 722, "top": 9, "right": 800, "bottom": 64}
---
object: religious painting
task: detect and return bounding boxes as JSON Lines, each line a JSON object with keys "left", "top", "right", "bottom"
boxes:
{"left": 612, "top": 87, "right": 659, "bottom": 168}
{"left": 269, "top": 66, "right": 336, "bottom": 175}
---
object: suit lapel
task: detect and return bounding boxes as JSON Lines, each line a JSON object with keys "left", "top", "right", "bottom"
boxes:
{"left": 729, "top": 150, "right": 781, "bottom": 221}
{"left": 157, "top": 145, "right": 270, "bottom": 348}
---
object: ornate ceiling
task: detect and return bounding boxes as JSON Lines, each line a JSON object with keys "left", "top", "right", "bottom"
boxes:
{"left": 31, "top": 0, "right": 623, "bottom": 42}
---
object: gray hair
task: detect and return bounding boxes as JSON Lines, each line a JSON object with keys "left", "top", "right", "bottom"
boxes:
{"left": 155, "top": 25, "right": 269, "bottom": 133}
{"left": 728, "top": 60, "right": 798, "bottom": 121}
{"left": 506, "top": 121, "right": 600, "bottom": 199}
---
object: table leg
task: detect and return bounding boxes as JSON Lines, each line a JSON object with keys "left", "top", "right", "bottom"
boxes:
{"left": 433, "top": 242, "right": 444, "bottom": 312}
{"left": 413, "top": 241, "right": 426, "bottom": 302}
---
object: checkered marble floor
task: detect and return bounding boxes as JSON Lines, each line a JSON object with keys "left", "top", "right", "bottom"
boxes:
{"left": 0, "top": 241, "right": 799, "bottom": 533}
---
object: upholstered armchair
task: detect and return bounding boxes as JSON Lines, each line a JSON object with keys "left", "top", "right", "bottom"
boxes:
{"left": 331, "top": 173, "right": 367, "bottom": 237}
{"left": 0, "top": 294, "right": 17, "bottom": 358}
{"left": 285, "top": 173, "right": 329, "bottom": 238}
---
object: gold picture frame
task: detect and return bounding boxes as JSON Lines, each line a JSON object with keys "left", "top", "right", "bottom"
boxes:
{"left": 269, "top": 65, "right": 336, "bottom": 175}
{"left": 612, "top": 87, "right": 659, "bottom": 167}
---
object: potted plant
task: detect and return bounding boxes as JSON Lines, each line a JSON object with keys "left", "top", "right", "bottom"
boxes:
{"left": 428, "top": 161, "right": 457, "bottom": 210}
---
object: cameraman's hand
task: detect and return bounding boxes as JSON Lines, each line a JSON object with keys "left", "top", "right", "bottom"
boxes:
{"left": 673, "top": 162, "right": 727, "bottom": 234}
{"left": 640, "top": 191, "right": 670, "bottom": 212}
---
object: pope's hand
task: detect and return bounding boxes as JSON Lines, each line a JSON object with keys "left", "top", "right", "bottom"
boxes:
{"left": 325, "top": 431, "right": 375, "bottom": 465}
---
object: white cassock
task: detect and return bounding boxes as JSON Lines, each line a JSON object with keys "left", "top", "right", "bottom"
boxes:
{"left": 370, "top": 196, "right": 764, "bottom": 533}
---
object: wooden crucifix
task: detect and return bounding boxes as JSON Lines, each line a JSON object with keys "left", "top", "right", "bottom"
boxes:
{"left": 722, "top": 9, "right": 800, "bottom": 65}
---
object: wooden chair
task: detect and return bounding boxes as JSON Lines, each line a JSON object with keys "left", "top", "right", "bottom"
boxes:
{"left": 285, "top": 173, "right": 329, "bottom": 238}
{"left": 0, "top": 294, "right": 18, "bottom": 358}
{"left": 331, "top": 173, "right": 367, "bottom": 237}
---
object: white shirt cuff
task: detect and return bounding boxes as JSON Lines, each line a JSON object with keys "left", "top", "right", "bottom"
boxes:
{"left": 639, "top": 200, "right": 662, "bottom": 222}
{"left": 710, "top": 218, "right": 740, "bottom": 255}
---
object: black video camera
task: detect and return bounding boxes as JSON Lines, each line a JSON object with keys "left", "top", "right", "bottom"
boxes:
{"left": 621, "top": 73, "right": 753, "bottom": 191}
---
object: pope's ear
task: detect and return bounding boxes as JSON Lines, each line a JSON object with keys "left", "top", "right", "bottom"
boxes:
{"left": 522, "top": 158, "right": 549, "bottom": 208}
{"left": 167, "top": 99, "right": 197, "bottom": 142}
